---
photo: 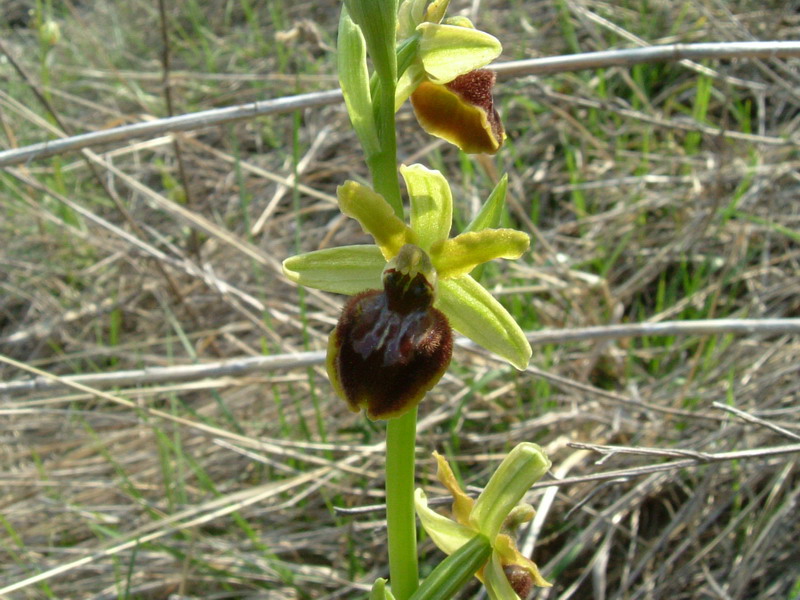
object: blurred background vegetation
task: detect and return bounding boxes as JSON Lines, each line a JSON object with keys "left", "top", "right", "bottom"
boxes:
{"left": 1, "top": 1, "right": 799, "bottom": 598}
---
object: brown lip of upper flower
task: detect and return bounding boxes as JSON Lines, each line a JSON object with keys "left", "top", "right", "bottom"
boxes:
{"left": 411, "top": 69, "right": 505, "bottom": 154}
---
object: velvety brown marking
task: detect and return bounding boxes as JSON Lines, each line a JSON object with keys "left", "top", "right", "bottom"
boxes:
{"left": 329, "top": 268, "right": 452, "bottom": 419}
{"left": 446, "top": 69, "right": 504, "bottom": 148}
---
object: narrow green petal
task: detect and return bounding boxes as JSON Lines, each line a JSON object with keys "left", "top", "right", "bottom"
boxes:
{"left": 338, "top": 181, "right": 413, "bottom": 259}
{"left": 417, "top": 22, "right": 501, "bottom": 84}
{"left": 415, "top": 488, "right": 477, "bottom": 555}
{"left": 401, "top": 164, "right": 453, "bottom": 250}
{"left": 282, "top": 245, "right": 384, "bottom": 295}
{"left": 433, "top": 229, "right": 530, "bottom": 279}
{"left": 436, "top": 275, "right": 531, "bottom": 370}
{"left": 464, "top": 174, "right": 507, "bottom": 233}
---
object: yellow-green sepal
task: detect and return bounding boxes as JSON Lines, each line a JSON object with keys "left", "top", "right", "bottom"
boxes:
{"left": 417, "top": 22, "right": 501, "bottom": 84}
{"left": 337, "top": 181, "right": 414, "bottom": 260}
{"left": 433, "top": 229, "right": 529, "bottom": 279}
{"left": 469, "top": 443, "right": 551, "bottom": 540}
{"left": 414, "top": 488, "right": 477, "bottom": 555}
{"left": 401, "top": 164, "right": 453, "bottom": 250}
{"left": 436, "top": 275, "right": 531, "bottom": 370}
{"left": 282, "top": 245, "right": 384, "bottom": 295}
{"left": 396, "top": 17, "right": 501, "bottom": 110}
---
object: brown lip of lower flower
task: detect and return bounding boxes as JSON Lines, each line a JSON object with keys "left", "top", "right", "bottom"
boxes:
{"left": 326, "top": 245, "right": 453, "bottom": 420}
{"left": 410, "top": 69, "right": 505, "bottom": 154}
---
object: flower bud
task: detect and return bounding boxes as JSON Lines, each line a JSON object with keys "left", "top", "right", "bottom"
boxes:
{"left": 39, "top": 20, "right": 61, "bottom": 47}
{"left": 503, "top": 563, "right": 534, "bottom": 599}
{"left": 327, "top": 245, "right": 453, "bottom": 420}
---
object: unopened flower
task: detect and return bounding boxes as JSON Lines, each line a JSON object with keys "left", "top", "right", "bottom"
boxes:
{"left": 415, "top": 443, "right": 552, "bottom": 599}
{"left": 282, "top": 164, "right": 531, "bottom": 420}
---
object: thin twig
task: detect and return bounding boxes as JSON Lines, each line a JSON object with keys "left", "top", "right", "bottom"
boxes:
{"left": 2, "top": 41, "right": 799, "bottom": 167}
{"left": 0, "top": 89, "right": 344, "bottom": 167}
{"left": 566, "top": 442, "right": 800, "bottom": 469}
{"left": 157, "top": 0, "right": 202, "bottom": 258}
{"left": 525, "top": 318, "right": 800, "bottom": 345}
{"left": 2, "top": 318, "right": 797, "bottom": 395}
{"left": 491, "top": 41, "right": 800, "bottom": 79}
{"left": 333, "top": 443, "right": 800, "bottom": 515}
{"left": 712, "top": 402, "right": 800, "bottom": 442}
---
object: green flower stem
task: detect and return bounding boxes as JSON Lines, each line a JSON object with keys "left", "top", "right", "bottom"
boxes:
{"left": 355, "top": 4, "right": 416, "bottom": 594}
{"left": 385, "top": 406, "right": 419, "bottom": 600}
{"left": 368, "top": 75, "right": 403, "bottom": 218}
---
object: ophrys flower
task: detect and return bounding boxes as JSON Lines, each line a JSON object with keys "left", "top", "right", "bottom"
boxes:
{"left": 282, "top": 164, "right": 531, "bottom": 419}
{"left": 415, "top": 443, "right": 552, "bottom": 599}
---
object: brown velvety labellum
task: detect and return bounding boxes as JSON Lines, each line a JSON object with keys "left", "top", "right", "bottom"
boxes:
{"left": 329, "top": 269, "right": 452, "bottom": 420}
{"left": 410, "top": 69, "right": 504, "bottom": 154}
{"left": 503, "top": 564, "right": 534, "bottom": 599}
{"left": 446, "top": 69, "right": 504, "bottom": 146}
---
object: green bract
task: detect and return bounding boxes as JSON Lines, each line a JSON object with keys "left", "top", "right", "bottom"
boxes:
{"left": 345, "top": 0, "right": 397, "bottom": 85}
{"left": 282, "top": 164, "right": 532, "bottom": 371}
{"left": 415, "top": 444, "right": 552, "bottom": 599}
{"left": 370, "top": 578, "right": 397, "bottom": 600}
